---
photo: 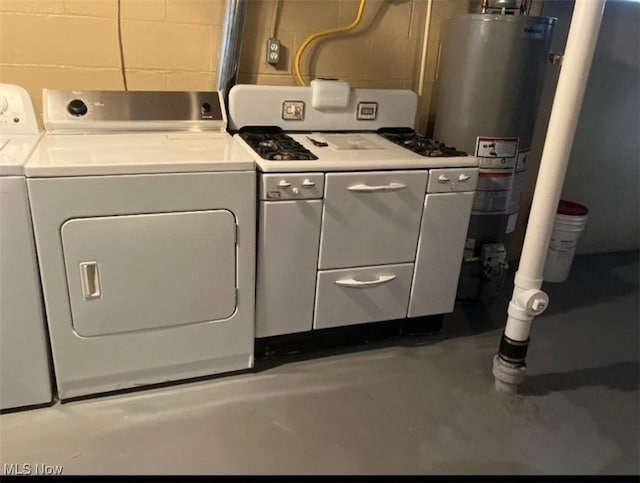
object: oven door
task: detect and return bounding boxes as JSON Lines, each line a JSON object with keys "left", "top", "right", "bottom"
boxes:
{"left": 318, "top": 170, "right": 428, "bottom": 270}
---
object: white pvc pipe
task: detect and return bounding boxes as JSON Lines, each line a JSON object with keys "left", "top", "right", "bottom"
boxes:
{"left": 503, "top": 0, "right": 606, "bottom": 342}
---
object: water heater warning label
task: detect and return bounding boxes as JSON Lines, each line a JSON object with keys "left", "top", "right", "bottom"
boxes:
{"left": 476, "top": 137, "right": 519, "bottom": 158}
{"left": 516, "top": 149, "right": 529, "bottom": 173}
{"left": 473, "top": 190, "right": 509, "bottom": 213}
{"left": 473, "top": 137, "right": 520, "bottom": 214}
{"left": 472, "top": 171, "right": 513, "bottom": 214}
{"left": 479, "top": 157, "right": 515, "bottom": 169}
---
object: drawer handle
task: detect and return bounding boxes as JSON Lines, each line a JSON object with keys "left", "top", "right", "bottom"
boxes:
{"left": 437, "top": 175, "right": 450, "bottom": 183}
{"left": 277, "top": 181, "right": 291, "bottom": 188}
{"left": 302, "top": 179, "right": 316, "bottom": 188}
{"left": 335, "top": 274, "right": 397, "bottom": 287}
{"left": 458, "top": 174, "right": 471, "bottom": 181}
{"left": 79, "top": 261, "right": 102, "bottom": 300}
{"left": 347, "top": 182, "right": 407, "bottom": 192}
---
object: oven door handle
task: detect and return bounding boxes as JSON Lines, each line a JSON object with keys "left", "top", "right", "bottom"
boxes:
{"left": 347, "top": 182, "right": 407, "bottom": 192}
{"left": 334, "top": 274, "right": 396, "bottom": 288}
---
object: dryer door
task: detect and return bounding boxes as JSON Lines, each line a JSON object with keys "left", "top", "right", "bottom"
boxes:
{"left": 61, "top": 210, "right": 237, "bottom": 337}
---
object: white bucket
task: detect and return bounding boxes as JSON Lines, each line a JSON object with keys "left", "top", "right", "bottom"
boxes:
{"left": 543, "top": 201, "right": 588, "bottom": 283}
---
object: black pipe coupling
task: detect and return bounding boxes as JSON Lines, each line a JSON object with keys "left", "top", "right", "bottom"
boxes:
{"left": 498, "top": 332, "right": 530, "bottom": 365}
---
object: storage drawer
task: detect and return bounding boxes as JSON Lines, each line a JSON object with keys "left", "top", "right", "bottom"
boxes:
{"left": 319, "top": 170, "right": 428, "bottom": 269}
{"left": 260, "top": 173, "right": 324, "bottom": 200}
{"left": 427, "top": 168, "right": 478, "bottom": 193}
{"left": 314, "top": 263, "right": 414, "bottom": 329}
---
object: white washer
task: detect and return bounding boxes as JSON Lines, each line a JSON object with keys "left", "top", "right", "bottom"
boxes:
{"left": 0, "top": 83, "right": 53, "bottom": 410}
{"left": 26, "top": 90, "right": 256, "bottom": 400}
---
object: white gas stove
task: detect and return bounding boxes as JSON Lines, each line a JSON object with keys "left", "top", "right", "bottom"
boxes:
{"left": 228, "top": 84, "right": 479, "bottom": 339}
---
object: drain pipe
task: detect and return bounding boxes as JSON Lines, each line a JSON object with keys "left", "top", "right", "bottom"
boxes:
{"left": 216, "top": 0, "right": 247, "bottom": 103}
{"left": 492, "top": 0, "right": 606, "bottom": 393}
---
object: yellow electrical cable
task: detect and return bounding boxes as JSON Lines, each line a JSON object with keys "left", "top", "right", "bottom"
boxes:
{"left": 294, "top": 0, "right": 367, "bottom": 86}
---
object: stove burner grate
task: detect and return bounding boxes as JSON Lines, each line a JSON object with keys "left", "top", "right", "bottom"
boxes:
{"left": 239, "top": 129, "right": 318, "bottom": 161}
{"left": 377, "top": 128, "right": 468, "bottom": 157}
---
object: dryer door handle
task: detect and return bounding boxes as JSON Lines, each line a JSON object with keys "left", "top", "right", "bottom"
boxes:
{"left": 80, "top": 261, "right": 102, "bottom": 300}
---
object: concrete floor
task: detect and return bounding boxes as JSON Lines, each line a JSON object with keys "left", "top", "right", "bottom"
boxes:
{"left": 0, "top": 251, "right": 638, "bottom": 475}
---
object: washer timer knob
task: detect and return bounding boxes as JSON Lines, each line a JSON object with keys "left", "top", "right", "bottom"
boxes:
{"left": 67, "top": 99, "right": 88, "bottom": 117}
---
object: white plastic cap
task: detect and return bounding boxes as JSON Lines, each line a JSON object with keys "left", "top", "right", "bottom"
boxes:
{"left": 310, "top": 79, "right": 351, "bottom": 110}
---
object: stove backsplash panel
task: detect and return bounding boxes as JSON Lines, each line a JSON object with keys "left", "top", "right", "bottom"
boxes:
{"left": 228, "top": 85, "right": 418, "bottom": 132}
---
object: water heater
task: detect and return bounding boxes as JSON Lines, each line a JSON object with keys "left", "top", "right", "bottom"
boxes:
{"left": 433, "top": 11, "right": 556, "bottom": 298}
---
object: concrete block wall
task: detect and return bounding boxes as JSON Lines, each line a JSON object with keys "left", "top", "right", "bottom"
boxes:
{"left": 0, "top": 0, "right": 472, "bottom": 127}
{"left": 0, "top": 0, "right": 225, "bottom": 115}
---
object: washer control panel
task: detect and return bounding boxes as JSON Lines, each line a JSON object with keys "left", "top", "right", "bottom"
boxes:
{"left": 44, "top": 90, "right": 227, "bottom": 132}
{"left": 0, "top": 84, "right": 39, "bottom": 135}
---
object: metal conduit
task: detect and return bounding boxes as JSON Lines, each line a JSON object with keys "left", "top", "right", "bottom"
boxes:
{"left": 216, "top": 0, "right": 248, "bottom": 104}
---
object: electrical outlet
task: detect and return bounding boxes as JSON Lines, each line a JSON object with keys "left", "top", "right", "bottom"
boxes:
{"left": 267, "top": 38, "right": 280, "bottom": 65}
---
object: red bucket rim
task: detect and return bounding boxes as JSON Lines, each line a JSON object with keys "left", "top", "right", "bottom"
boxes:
{"left": 558, "top": 200, "right": 589, "bottom": 216}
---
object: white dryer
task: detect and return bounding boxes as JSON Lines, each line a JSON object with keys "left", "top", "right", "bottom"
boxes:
{"left": 26, "top": 90, "right": 256, "bottom": 400}
{"left": 0, "top": 83, "right": 53, "bottom": 410}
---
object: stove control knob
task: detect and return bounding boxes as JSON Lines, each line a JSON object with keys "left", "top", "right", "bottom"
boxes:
{"left": 302, "top": 179, "right": 316, "bottom": 188}
{"left": 67, "top": 99, "right": 88, "bottom": 117}
{"left": 278, "top": 180, "right": 291, "bottom": 188}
